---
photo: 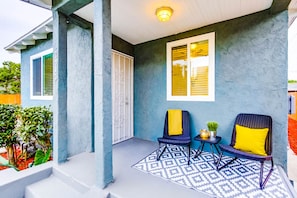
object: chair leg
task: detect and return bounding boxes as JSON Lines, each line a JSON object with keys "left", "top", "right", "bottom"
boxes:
{"left": 216, "top": 152, "right": 223, "bottom": 170}
{"left": 187, "top": 145, "right": 191, "bottom": 165}
{"left": 157, "top": 143, "right": 167, "bottom": 161}
{"left": 216, "top": 151, "right": 237, "bottom": 171}
{"left": 259, "top": 159, "right": 274, "bottom": 190}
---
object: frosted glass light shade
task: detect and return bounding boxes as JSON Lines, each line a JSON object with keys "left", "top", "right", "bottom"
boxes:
{"left": 155, "top": 6, "right": 173, "bottom": 22}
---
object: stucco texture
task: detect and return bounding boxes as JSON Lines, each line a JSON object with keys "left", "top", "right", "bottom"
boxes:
{"left": 134, "top": 10, "right": 288, "bottom": 168}
{"left": 66, "top": 24, "right": 93, "bottom": 156}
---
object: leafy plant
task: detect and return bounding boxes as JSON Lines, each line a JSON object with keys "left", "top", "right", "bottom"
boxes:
{"left": 17, "top": 106, "right": 53, "bottom": 156}
{"left": 0, "top": 105, "right": 53, "bottom": 169}
{"left": 0, "top": 104, "right": 20, "bottom": 166}
{"left": 207, "top": 121, "right": 219, "bottom": 131}
{"left": 33, "top": 148, "right": 52, "bottom": 166}
{"left": 0, "top": 61, "right": 21, "bottom": 94}
{"left": 288, "top": 80, "right": 297, "bottom": 83}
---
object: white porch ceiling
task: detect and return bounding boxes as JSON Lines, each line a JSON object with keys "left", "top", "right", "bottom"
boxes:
{"left": 75, "top": 0, "right": 274, "bottom": 45}
{"left": 6, "top": 0, "right": 297, "bottom": 52}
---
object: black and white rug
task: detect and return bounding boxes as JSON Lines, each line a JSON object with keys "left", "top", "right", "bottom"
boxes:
{"left": 132, "top": 145, "right": 291, "bottom": 198}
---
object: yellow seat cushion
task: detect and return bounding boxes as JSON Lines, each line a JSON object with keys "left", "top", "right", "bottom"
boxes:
{"left": 234, "top": 124, "right": 269, "bottom": 156}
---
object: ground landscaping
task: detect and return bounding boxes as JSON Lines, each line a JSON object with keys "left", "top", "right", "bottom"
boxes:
{"left": 0, "top": 104, "right": 52, "bottom": 171}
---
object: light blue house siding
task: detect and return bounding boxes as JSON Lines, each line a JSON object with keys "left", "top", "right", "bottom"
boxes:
{"left": 134, "top": 10, "right": 288, "bottom": 169}
{"left": 21, "top": 34, "right": 53, "bottom": 107}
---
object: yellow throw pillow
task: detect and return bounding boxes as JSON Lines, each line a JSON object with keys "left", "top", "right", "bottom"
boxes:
{"left": 234, "top": 124, "right": 269, "bottom": 156}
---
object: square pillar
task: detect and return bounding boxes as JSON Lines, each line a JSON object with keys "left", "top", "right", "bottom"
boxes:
{"left": 53, "top": 11, "right": 68, "bottom": 163}
{"left": 93, "top": 0, "right": 113, "bottom": 188}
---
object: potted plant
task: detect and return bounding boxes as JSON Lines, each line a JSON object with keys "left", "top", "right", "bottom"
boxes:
{"left": 207, "top": 121, "right": 219, "bottom": 139}
{"left": 0, "top": 104, "right": 19, "bottom": 166}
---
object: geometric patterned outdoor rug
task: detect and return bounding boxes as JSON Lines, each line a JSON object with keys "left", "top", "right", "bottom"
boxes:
{"left": 132, "top": 145, "right": 291, "bottom": 198}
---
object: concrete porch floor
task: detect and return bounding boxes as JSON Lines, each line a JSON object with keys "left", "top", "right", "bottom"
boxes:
{"left": 107, "top": 138, "right": 209, "bottom": 198}
{"left": 54, "top": 138, "right": 206, "bottom": 198}
{"left": 46, "top": 138, "right": 296, "bottom": 198}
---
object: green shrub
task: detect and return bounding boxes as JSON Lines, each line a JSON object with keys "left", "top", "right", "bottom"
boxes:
{"left": 17, "top": 106, "right": 53, "bottom": 152}
{"left": 0, "top": 104, "right": 20, "bottom": 166}
{"left": 0, "top": 105, "right": 53, "bottom": 168}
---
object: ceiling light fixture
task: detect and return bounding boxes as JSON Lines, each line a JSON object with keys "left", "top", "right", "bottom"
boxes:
{"left": 155, "top": 6, "right": 173, "bottom": 22}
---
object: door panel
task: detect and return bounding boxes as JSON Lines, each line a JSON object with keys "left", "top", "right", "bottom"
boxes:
{"left": 112, "top": 51, "right": 134, "bottom": 144}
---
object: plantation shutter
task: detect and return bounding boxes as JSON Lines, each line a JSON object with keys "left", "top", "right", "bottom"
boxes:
{"left": 191, "top": 66, "right": 208, "bottom": 96}
{"left": 190, "top": 40, "right": 209, "bottom": 96}
{"left": 172, "top": 45, "right": 187, "bottom": 96}
{"left": 43, "top": 53, "right": 53, "bottom": 96}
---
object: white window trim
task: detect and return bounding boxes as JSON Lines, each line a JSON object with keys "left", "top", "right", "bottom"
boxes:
{"left": 30, "top": 48, "right": 53, "bottom": 100}
{"left": 166, "top": 32, "right": 215, "bottom": 101}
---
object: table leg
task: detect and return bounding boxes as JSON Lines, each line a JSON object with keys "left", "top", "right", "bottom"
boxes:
{"left": 210, "top": 144, "right": 216, "bottom": 163}
{"left": 211, "top": 144, "right": 221, "bottom": 163}
{"left": 214, "top": 144, "right": 221, "bottom": 154}
{"left": 194, "top": 142, "right": 205, "bottom": 158}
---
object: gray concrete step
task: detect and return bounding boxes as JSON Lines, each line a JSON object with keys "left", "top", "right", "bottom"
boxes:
{"left": 25, "top": 175, "right": 83, "bottom": 198}
{"left": 0, "top": 162, "right": 53, "bottom": 198}
{"left": 25, "top": 157, "right": 110, "bottom": 198}
{"left": 25, "top": 173, "right": 110, "bottom": 198}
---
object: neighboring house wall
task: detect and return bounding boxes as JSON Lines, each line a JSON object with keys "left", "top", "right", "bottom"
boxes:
{"left": 288, "top": 91, "right": 297, "bottom": 120}
{"left": 134, "top": 10, "right": 288, "bottom": 169}
{"left": 288, "top": 90, "right": 297, "bottom": 155}
{"left": 21, "top": 34, "right": 53, "bottom": 107}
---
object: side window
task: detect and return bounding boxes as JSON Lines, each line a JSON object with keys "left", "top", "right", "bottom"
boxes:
{"left": 30, "top": 49, "right": 53, "bottom": 100}
{"left": 167, "top": 32, "right": 215, "bottom": 101}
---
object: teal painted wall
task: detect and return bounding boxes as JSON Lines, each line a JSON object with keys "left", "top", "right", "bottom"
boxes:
{"left": 21, "top": 23, "right": 132, "bottom": 158}
{"left": 66, "top": 24, "right": 93, "bottom": 156}
{"left": 134, "top": 10, "right": 288, "bottom": 168}
{"left": 112, "top": 35, "right": 134, "bottom": 56}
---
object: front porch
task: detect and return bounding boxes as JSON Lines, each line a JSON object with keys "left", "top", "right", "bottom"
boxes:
{"left": 25, "top": 138, "right": 202, "bottom": 197}
{"left": 20, "top": 138, "right": 297, "bottom": 198}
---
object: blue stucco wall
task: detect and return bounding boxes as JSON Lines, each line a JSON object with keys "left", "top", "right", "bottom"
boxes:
{"left": 21, "top": 21, "right": 132, "bottom": 159}
{"left": 134, "top": 10, "right": 288, "bottom": 168}
{"left": 66, "top": 24, "right": 93, "bottom": 156}
{"left": 21, "top": 34, "right": 53, "bottom": 108}
{"left": 21, "top": 25, "right": 93, "bottom": 157}
{"left": 112, "top": 35, "right": 134, "bottom": 57}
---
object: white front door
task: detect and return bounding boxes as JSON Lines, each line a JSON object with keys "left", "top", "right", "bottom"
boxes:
{"left": 112, "top": 50, "right": 134, "bottom": 144}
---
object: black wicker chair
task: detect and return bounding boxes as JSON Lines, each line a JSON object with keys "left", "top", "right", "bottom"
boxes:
{"left": 216, "top": 113, "right": 273, "bottom": 190}
{"left": 157, "top": 110, "right": 191, "bottom": 165}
